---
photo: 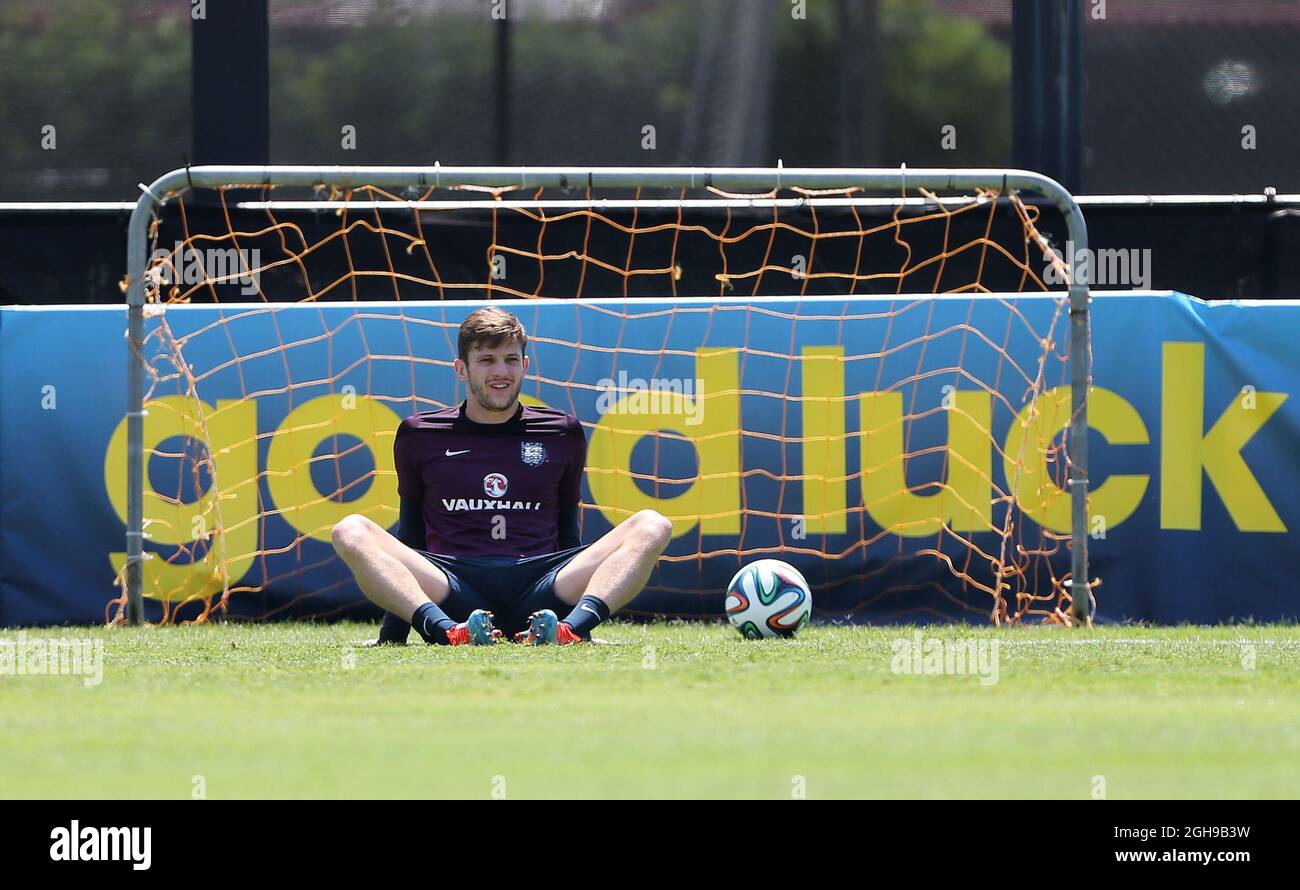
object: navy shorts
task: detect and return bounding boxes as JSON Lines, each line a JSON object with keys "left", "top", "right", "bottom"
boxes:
{"left": 418, "top": 546, "right": 588, "bottom": 636}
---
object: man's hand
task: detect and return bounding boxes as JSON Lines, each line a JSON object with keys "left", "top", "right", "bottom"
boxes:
{"left": 358, "top": 637, "right": 406, "bottom": 648}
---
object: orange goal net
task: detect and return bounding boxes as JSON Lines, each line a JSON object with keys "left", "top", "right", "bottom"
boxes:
{"left": 115, "top": 166, "right": 1093, "bottom": 627}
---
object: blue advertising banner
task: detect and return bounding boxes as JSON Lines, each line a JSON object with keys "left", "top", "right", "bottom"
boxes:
{"left": 1, "top": 292, "right": 1296, "bottom": 626}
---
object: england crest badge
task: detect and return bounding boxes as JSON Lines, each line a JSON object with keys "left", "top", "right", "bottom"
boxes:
{"left": 521, "top": 441, "right": 546, "bottom": 467}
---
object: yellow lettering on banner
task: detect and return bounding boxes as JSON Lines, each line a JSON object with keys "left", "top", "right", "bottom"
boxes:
{"left": 1004, "top": 385, "right": 1149, "bottom": 533}
{"left": 105, "top": 397, "right": 258, "bottom": 602}
{"left": 802, "top": 346, "right": 846, "bottom": 533}
{"left": 861, "top": 390, "right": 993, "bottom": 536}
{"left": 1161, "top": 342, "right": 1286, "bottom": 532}
{"left": 265, "top": 395, "right": 402, "bottom": 542}
{"left": 587, "top": 349, "right": 740, "bottom": 537}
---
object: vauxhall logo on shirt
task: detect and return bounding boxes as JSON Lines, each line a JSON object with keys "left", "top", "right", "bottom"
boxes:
{"left": 440, "top": 472, "right": 543, "bottom": 512}
{"left": 484, "top": 473, "right": 508, "bottom": 498}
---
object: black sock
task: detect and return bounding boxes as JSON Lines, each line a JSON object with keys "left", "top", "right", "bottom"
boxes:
{"left": 410, "top": 602, "right": 457, "bottom": 645}
{"left": 561, "top": 595, "right": 610, "bottom": 639}
{"left": 376, "top": 611, "right": 412, "bottom": 645}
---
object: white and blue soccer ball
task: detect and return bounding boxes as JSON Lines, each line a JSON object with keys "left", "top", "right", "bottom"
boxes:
{"left": 724, "top": 559, "right": 812, "bottom": 639}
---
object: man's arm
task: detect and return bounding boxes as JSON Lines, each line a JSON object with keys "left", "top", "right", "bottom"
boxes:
{"left": 373, "top": 424, "right": 425, "bottom": 644}
{"left": 396, "top": 492, "right": 425, "bottom": 551}
{"left": 557, "top": 420, "right": 587, "bottom": 550}
{"left": 558, "top": 500, "right": 581, "bottom": 550}
{"left": 392, "top": 420, "right": 426, "bottom": 551}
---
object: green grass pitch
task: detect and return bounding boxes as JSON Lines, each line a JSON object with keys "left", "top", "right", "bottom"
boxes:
{"left": 2, "top": 622, "right": 1298, "bottom": 799}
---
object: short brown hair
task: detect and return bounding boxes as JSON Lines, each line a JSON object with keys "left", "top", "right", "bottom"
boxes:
{"left": 457, "top": 307, "right": 528, "bottom": 363}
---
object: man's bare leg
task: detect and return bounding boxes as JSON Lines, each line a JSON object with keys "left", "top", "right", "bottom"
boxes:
{"left": 545, "top": 509, "right": 673, "bottom": 638}
{"left": 331, "top": 513, "right": 452, "bottom": 641}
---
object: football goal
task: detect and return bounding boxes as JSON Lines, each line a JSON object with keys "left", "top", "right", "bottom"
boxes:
{"left": 115, "top": 165, "right": 1093, "bottom": 627}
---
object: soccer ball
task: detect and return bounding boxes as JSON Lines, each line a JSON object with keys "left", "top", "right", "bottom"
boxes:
{"left": 724, "top": 559, "right": 812, "bottom": 639}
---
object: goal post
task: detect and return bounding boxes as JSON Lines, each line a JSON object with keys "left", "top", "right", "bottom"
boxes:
{"left": 122, "top": 165, "right": 1092, "bottom": 627}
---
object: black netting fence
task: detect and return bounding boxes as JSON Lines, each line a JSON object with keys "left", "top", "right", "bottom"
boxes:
{"left": 0, "top": 2, "right": 1296, "bottom": 210}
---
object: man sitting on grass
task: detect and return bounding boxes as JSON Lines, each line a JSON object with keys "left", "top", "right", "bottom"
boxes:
{"left": 331, "top": 306, "right": 672, "bottom": 645}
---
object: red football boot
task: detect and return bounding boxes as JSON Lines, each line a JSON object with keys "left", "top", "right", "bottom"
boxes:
{"left": 512, "top": 609, "right": 586, "bottom": 645}
{"left": 445, "top": 609, "right": 502, "bottom": 646}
